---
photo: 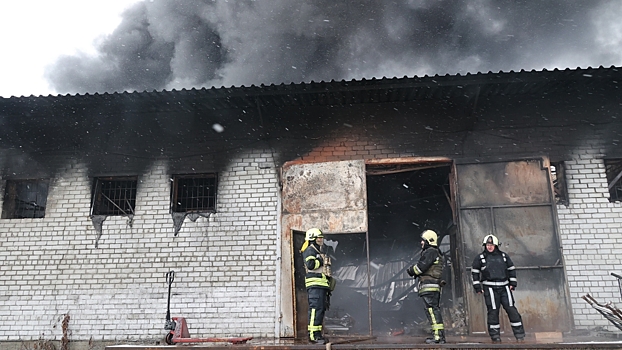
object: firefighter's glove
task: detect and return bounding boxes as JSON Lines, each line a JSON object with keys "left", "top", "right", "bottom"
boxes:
{"left": 406, "top": 266, "right": 416, "bottom": 277}
{"left": 510, "top": 285, "right": 516, "bottom": 291}
{"left": 474, "top": 285, "right": 482, "bottom": 294}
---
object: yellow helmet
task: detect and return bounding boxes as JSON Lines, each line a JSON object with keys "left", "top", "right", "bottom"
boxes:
{"left": 421, "top": 230, "right": 438, "bottom": 247}
{"left": 305, "top": 228, "right": 323, "bottom": 241}
{"left": 482, "top": 234, "right": 500, "bottom": 246}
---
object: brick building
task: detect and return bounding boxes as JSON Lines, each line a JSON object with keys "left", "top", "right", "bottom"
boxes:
{"left": 1, "top": 66, "right": 621, "bottom": 346}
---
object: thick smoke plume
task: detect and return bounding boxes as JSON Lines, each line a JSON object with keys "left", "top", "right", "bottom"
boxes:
{"left": 46, "top": 0, "right": 622, "bottom": 95}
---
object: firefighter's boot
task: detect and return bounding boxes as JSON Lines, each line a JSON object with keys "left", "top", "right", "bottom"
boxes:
{"left": 425, "top": 330, "right": 446, "bottom": 344}
{"left": 309, "top": 332, "right": 327, "bottom": 344}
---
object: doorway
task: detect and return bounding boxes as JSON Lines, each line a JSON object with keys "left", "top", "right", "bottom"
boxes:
{"left": 285, "top": 159, "right": 458, "bottom": 338}
{"left": 363, "top": 163, "right": 456, "bottom": 336}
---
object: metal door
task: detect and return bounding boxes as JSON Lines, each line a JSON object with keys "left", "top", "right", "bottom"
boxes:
{"left": 280, "top": 160, "right": 368, "bottom": 338}
{"left": 455, "top": 158, "right": 573, "bottom": 334}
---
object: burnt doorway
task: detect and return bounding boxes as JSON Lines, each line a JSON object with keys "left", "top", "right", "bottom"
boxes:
{"left": 293, "top": 230, "right": 371, "bottom": 337}
{"left": 281, "top": 160, "right": 368, "bottom": 339}
{"left": 361, "top": 163, "right": 457, "bottom": 336}
{"left": 455, "top": 158, "right": 573, "bottom": 335}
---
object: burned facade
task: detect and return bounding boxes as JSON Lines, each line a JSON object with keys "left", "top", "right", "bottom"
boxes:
{"left": 1, "top": 66, "right": 622, "bottom": 345}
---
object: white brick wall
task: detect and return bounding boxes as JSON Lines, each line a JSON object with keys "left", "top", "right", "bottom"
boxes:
{"left": 3, "top": 147, "right": 621, "bottom": 341}
{"left": 557, "top": 152, "right": 622, "bottom": 331}
{"left": 0, "top": 153, "right": 280, "bottom": 342}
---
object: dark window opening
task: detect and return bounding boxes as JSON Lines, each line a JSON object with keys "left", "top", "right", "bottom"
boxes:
{"left": 551, "top": 162, "right": 568, "bottom": 206}
{"left": 2, "top": 179, "right": 49, "bottom": 219}
{"left": 171, "top": 174, "right": 217, "bottom": 213}
{"left": 91, "top": 177, "right": 137, "bottom": 216}
{"left": 605, "top": 159, "right": 622, "bottom": 203}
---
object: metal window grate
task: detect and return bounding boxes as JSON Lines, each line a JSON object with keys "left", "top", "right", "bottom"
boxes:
{"left": 2, "top": 180, "right": 49, "bottom": 219}
{"left": 91, "top": 177, "right": 137, "bottom": 216}
{"left": 605, "top": 159, "right": 622, "bottom": 202}
{"left": 172, "top": 174, "right": 217, "bottom": 213}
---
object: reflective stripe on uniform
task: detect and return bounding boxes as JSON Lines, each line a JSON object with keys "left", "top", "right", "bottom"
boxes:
{"left": 419, "top": 283, "right": 440, "bottom": 293}
{"left": 488, "top": 287, "right": 496, "bottom": 310}
{"left": 505, "top": 285, "right": 514, "bottom": 307}
{"left": 305, "top": 256, "right": 322, "bottom": 273}
{"left": 305, "top": 276, "right": 329, "bottom": 288}
{"left": 483, "top": 280, "right": 508, "bottom": 286}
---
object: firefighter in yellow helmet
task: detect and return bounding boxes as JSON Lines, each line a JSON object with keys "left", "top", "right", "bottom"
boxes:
{"left": 471, "top": 234, "right": 525, "bottom": 343}
{"left": 300, "top": 228, "right": 331, "bottom": 344}
{"left": 406, "top": 229, "right": 446, "bottom": 344}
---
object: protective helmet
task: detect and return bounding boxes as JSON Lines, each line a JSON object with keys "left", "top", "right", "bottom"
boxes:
{"left": 421, "top": 230, "right": 438, "bottom": 247}
{"left": 300, "top": 228, "right": 323, "bottom": 252}
{"left": 482, "top": 234, "right": 500, "bottom": 246}
{"left": 305, "top": 228, "right": 323, "bottom": 241}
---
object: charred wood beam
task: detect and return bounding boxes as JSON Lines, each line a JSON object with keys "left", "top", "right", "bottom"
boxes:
{"left": 608, "top": 169, "right": 622, "bottom": 190}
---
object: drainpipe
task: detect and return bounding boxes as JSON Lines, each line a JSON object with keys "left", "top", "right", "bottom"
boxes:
{"left": 275, "top": 188, "right": 283, "bottom": 339}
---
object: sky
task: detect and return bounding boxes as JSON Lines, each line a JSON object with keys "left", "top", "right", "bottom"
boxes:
{"left": 1, "top": 0, "right": 622, "bottom": 98}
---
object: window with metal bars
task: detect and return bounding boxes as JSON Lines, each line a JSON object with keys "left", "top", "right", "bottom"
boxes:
{"left": 171, "top": 174, "right": 217, "bottom": 213}
{"left": 91, "top": 177, "right": 137, "bottom": 216}
{"left": 605, "top": 159, "right": 622, "bottom": 203}
{"left": 2, "top": 179, "right": 49, "bottom": 219}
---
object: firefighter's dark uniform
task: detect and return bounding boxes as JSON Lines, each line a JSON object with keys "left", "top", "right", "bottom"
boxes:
{"left": 407, "top": 240, "right": 445, "bottom": 343}
{"left": 471, "top": 246, "right": 525, "bottom": 342}
{"left": 302, "top": 240, "right": 330, "bottom": 343}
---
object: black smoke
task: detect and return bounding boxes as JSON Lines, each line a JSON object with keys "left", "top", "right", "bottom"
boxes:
{"left": 45, "top": 0, "right": 621, "bottom": 95}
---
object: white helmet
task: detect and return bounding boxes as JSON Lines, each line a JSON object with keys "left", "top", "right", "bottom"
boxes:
{"left": 482, "top": 234, "right": 500, "bottom": 246}
{"left": 421, "top": 230, "right": 438, "bottom": 247}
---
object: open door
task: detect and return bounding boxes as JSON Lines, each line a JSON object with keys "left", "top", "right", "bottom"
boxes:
{"left": 455, "top": 158, "right": 573, "bottom": 335}
{"left": 280, "top": 160, "right": 368, "bottom": 339}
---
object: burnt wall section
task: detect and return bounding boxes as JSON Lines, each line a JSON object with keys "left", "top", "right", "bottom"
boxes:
{"left": 266, "top": 89, "right": 622, "bottom": 165}
{"left": 468, "top": 85, "right": 622, "bottom": 161}
{"left": 2, "top": 69, "right": 622, "bottom": 181}
{"left": 0, "top": 96, "right": 267, "bottom": 178}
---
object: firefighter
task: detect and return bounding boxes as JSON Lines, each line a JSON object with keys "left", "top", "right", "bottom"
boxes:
{"left": 300, "top": 228, "right": 331, "bottom": 344}
{"left": 406, "top": 229, "right": 446, "bottom": 344}
{"left": 471, "top": 234, "right": 525, "bottom": 343}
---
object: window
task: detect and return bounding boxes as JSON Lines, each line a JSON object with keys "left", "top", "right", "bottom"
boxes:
{"left": 550, "top": 162, "right": 568, "bottom": 206}
{"left": 2, "top": 179, "right": 49, "bottom": 219}
{"left": 91, "top": 177, "right": 137, "bottom": 216}
{"left": 171, "top": 174, "right": 217, "bottom": 213}
{"left": 605, "top": 159, "right": 622, "bottom": 202}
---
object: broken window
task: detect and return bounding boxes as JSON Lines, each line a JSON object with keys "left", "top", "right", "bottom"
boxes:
{"left": 1, "top": 179, "right": 49, "bottom": 219}
{"left": 605, "top": 159, "right": 622, "bottom": 203}
{"left": 171, "top": 174, "right": 217, "bottom": 213}
{"left": 550, "top": 162, "right": 568, "bottom": 206}
{"left": 91, "top": 177, "right": 137, "bottom": 216}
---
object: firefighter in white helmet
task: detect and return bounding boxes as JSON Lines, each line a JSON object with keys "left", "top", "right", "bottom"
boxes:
{"left": 300, "top": 228, "right": 331, "bottom": 344}
{"left": 471, "top": 234, "right": 525, "bottom": 343}
{"left": 406, "top": 229, "right": 446, "bottom": 344}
